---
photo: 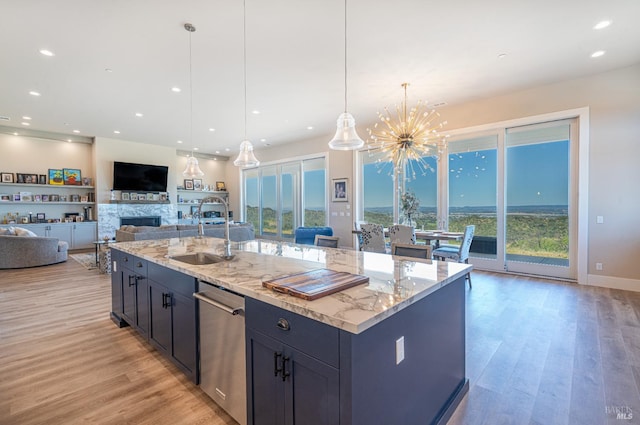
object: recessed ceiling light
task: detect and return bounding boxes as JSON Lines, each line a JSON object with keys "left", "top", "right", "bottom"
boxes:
{"left": 73, "top": 129, "right": 80, "bottom": 133}
{"left": 260, "top": 138, "right": 266, "bottom": 142}
{"left": 209, "top": 128, "right": 215, "bottom": 132}
{"left": 171, "top": 87, "right": 181, "bottom": 93}
{"left": 591, "top": 50, "right": 606, "bottom": 58}
{"left": 593, "top": 20, "right": 611, "bottom": 30}
{"left": 29, "top": 91, "right": 41, "bottom": 96}
{"left": 13, "top": 132, "right": 18, "bottom": 136}
{"left": 252, "top": 110, "right": 261, "bottom": 115}
{"left": 67, "top": 139, "right": 72, "bottom": 143}
{"left": 22, "top": 116, "right": 31, "bottom": 120}
{"left": 498, "top": 53, "right": 507, "bottom": 59}
{"left": 105, "top": 68, "right": 113, "bottom": 73}
{"left": 214, "top": 158, "right": 217, "bottom": 161}
{"left": 307, "top": 126, "right": 314, "bottom": 130}
{"left": 135, "top": 112, "right": 143, "bottom": 117}
{"left": 215, "top": 150, "right": 220, "bottom": 154}
{"left": 177, "top": 140, "right": 183, "bottom": 144}
{"left": 39, "top": 49, "right": 54, "bottom": 57}
{"left": 21, "top": 122, "right": 30, "bottom": 126}
{"left": 193, "top": 147, "right": 199, "bottom": 151}
{"left": 114, "top": 130, "right": 120, "bottom": 134}
{"left": 225, "top": 148, "right": 230, "bottom": 152}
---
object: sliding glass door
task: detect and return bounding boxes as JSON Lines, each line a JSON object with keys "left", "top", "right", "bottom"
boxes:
{"left": 241, "top": 156, "right": 326, "bottom": 240}
{"left": 505, "top": 121, "right": 575, "bottom": 278}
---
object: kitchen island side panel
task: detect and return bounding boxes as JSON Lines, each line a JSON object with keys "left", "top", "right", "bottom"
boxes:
{"left": 340, "top": 275, "right": 467, "bottom": 425}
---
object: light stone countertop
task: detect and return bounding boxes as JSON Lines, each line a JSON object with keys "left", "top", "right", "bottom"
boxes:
{"left": 111, "top": 237, "right": 472, "bottom": 334}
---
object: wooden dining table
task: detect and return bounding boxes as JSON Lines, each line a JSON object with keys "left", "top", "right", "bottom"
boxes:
{"left": 352, "top": 229, "right": 463, "bottom": 249}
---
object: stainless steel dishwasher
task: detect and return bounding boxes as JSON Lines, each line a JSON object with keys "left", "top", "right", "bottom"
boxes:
{"left": 194, "top": 280, "right": 247, "bottom": 425}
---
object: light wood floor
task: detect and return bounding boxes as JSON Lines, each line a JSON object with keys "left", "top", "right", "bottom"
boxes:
{"left": 1, "top": 260, "right": 639, "bottom": 424}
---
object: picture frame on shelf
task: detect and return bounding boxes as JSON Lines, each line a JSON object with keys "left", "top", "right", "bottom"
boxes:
{"left": 190, "top": 205, "right": 199, "bottom": 216}
{"left": 29, "top": 174, "right": 38, "bottom": 184}
{"left": 34, "top": 194, "right": 42, "bottom": 202}
{"left": 12, "top": 194, "right": 20, "bottom": 201}
{"left": 215, "top": 181, "right": 226, "bottom": 191}
{"left": 82, "top": 177, "right": 92, "bottom": 186}
{"left": 146, "top": 193, "right": 153, "bottom": 200}
{"left": 16, "top": 173, "right": 27, "bottom": 183}
{"left": 121, "top": 192, "right": 130, "bottom": 201}
{"left": 160, "top": 192, "right": 167, "bottom": 201}
{"left": 50, "top": 194, "right": 60, "bottom": 202}
{"left": 38, "top": 175, "right": 47, "bottom": 185}
{"left": 184, "top": 179, "right": 194, "bottom": 190}
{"left": 193, "top": 179, "right": 202, "bottom": 191}
{"left": 0, "top": 194, "right": 10, "bottom": 201}
{"left": 41, "top": 194, "right": 49, "bottom": 202}
{"left": 130, "top": 193, "right": 138, "bottom": 201}
{"left": 70, "top": 194, "right": 79, "bottom": 202}
{"left": 59, "top": 195, "right": 67, "bottom": 202}
{"left": 1, "top": 172, "right": 13, "bottom": 183}
{"left": 81, "top": 196, "right": 89, "bottom": 202}
{"left": 332, "top": 178, "right": 348, "bottom": 202}
{"left": 152, "top": 193, "right": 160, "bottom": 201}
{"left": 36, "top": 213, "right": 46, "bottom": 222}
{"left": 63, "top": 168, "right": 82, "bottom": 185}
{"left": 20, "top": 192, "right": 33, "bottom": 202}
{"left": 48, "top": 169, "right": 64, "bottom": 185}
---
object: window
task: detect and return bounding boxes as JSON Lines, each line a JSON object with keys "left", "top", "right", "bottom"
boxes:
{"left": 241, "top": 156, "right": 326, "bottom": 239}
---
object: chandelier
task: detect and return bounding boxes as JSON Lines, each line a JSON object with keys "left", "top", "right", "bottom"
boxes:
{"left": 366, "top": 83, "right": 448, "bottom": 181}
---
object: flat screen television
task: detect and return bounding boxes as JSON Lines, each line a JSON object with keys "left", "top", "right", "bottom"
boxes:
{"left": 113, "top": 161, "right": 168, "bottom": 192}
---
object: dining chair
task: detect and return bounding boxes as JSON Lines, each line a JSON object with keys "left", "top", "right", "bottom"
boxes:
{"left": 432, "top": 225, "right": 475, "bottom": 288}
{"left": 359, "top": 223, "right": 387, "bottom": 254}
{"left": 391, "top": 243, "right": 431, "bottom": 260}
{"left": 354, "top": 220, "right": 367, "bottom": 250}
{"left": 388, "top": 224, "right": 416, "bottom": 245}
{"left": 314, "top": 235, "right": 340, "bottom": 248}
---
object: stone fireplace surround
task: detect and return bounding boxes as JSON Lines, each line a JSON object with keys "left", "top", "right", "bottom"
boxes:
{"left": 98, "top": 203, "right": 178, "bottom": 239}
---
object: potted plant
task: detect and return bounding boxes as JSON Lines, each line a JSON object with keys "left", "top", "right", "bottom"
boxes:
{"left": 400, "top": 190, "right": 419, "bottom": 226}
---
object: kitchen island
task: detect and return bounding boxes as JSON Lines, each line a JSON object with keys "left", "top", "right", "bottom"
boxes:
{"left": 110, "top": 237, "right": 471, "bottom": 425}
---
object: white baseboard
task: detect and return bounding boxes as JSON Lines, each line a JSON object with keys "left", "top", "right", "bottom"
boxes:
{"left": 585, "top": 274, "right": 640, "bottom": 292}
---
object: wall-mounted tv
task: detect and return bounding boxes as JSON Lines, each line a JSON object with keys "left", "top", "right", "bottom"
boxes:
{"left": 113, "top": 161, "right": 168, "bottom": 192}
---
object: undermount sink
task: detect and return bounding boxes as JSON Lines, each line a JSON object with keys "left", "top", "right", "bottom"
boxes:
{"left": 170, "top": 252, "right": 234, "bottom": 265}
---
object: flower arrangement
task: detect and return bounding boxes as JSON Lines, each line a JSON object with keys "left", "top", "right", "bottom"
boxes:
{"left": 400, "top": 190, "right": 420, "bottom": 224}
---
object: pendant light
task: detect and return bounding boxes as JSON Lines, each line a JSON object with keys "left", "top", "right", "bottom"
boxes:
{"left": 182, "top": 23, "right": 205, "bottom": 179}
{"left": 233, "top": 0, "right": 260, "bottom": 167}
{"left": 328, "top": 0, "right": 364, "bottom": 151}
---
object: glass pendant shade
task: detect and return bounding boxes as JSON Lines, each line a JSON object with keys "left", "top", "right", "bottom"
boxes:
{"left": 183, "top": 155, "right": 205, "bottom": 178}
{"left": 328, "top": 112, "right": 365, "bottom": 150}
{"left": 233, "top": 140, "right": 260, "bottom": 167}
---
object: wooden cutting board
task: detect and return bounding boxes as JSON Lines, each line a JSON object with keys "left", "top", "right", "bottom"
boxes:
{"left": 263, "top": 269, "right": 369, "bottom": 301}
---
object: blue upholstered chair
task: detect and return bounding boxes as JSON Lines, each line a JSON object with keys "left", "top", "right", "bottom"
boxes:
{"left": 432, "top": 225, "right": 475, "bottom": 288}
{"left": 294, "top": 226, "right": 333, "bottom": 245}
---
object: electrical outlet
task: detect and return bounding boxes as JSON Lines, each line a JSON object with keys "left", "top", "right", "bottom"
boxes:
{"left": 396, "top": 336, "right": 405, "bottom": 364}
{"left": 596, "top": 263, "right": 603, "bottom": 271}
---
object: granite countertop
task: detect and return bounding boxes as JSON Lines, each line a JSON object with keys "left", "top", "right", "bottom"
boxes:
{"left": 112, "top": 237, "right": 472, "bottom": 334}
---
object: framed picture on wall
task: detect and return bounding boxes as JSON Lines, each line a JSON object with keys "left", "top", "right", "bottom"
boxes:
{"left": 1, "top": 172, "right": 14, "bottom": 183}
{"left": 193, "top": 179, "right": 202, "bottom": 191}
{"left": 63, "top": 168, "right": 82, "bottom": 185}
{"left": 38, "top": 175, "right": 47, "bottom": 184}
{"left": 215, "top": 181, "right": 226, "bottom": 191}
{"left": 184, "top": 179, "right": 194, "bottom": 190}
{"left": 332, "top": 178, "right": 348, "bottom": 202}
{"left": 48, "top": 169, "right": 64, "bottom": 185}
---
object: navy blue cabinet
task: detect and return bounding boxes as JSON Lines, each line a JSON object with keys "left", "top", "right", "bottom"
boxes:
{"left": 147, "top": 262, "right": 198, "bottom": 383}
{"left": 109, "top": 249, "right": 125, "bottom": 326}
{"left": 120, "top": 253, "right": 148, "bottom": 336}
{"left": 246, "top": 299, "right": 339, "bottom": 425}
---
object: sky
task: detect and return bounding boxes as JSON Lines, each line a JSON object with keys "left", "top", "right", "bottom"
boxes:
{"left": 246, "top": 139, "right": 569, "bottom": 213}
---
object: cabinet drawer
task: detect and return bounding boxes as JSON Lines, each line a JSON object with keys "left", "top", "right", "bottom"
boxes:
{"left": 245, "top": 298, "right": 339, "bottom": 368}
{"left": 148, "top": 262, "right": 196, "bottom": 297}
{"left": 121, "top": 253, "right": 147, "bottom": 276}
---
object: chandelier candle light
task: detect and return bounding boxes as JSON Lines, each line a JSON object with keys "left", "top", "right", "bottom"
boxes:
{"left": 367, "top": 83, "right": 448, "bottom": 180}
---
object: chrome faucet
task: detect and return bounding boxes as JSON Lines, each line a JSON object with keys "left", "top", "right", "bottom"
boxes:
{"left": 196, "top": 195, "right": 233, "bottom": 259}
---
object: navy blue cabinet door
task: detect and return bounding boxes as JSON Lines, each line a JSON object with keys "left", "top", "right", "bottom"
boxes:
{"left": 148, "top": 279, "right": 172, "bottom": 355}
{"left": 247, "top": 329, "right": 339, "bottom": 425}
{"left": 122, "top": 269, "right": 137, "bottom": 327}
{"left": 110, "top": 249, "right": 123, "bottom": 316}
{"left": 171, "top": 290, "right": 197, "bottom": 376}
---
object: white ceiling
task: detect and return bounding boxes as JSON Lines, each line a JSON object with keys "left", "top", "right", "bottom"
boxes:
{"left": 1, "top": 0, "right": 639, "bottom": 157}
